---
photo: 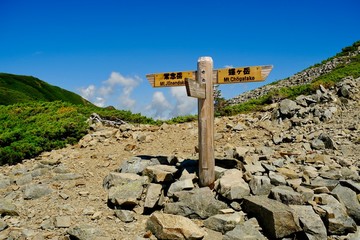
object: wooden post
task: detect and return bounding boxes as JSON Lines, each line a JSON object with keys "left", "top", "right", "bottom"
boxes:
{"left": 197, "top": 57, "right": 215, "bottom": 187}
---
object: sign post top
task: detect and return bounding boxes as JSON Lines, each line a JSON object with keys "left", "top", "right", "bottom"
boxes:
{"left": 198, "top": 56, "right": 213, "bottom": 63}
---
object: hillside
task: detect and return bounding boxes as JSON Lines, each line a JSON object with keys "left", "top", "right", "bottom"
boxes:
{"left": 0, "top": 41, "right": 359, "bottom": 239}
{"left": 223, "top": 40, "right": 360, "bottom": 115}
{"left": 0, "top": 73, "right": 91, "bottom": 106}
{"left": 0, "top": 71, "right": 359, "bottom": 239}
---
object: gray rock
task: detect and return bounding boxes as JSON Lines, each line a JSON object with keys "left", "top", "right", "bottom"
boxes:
{"left": 24, "top": 184, "right": 52, "bottom": 200}
{"left": 167, "top": 179, "right": 194, "bottom": 197}
{"left": 143, "top": 165, "right": 178, "bottom": 183}
{"left": 0, "top": 219, "right": 7, "bottom": 231}
{"left": 332, "top": 184, "right": 360, "bottom": 224}
{"left": 144, "top": 183, "right": 163, "bottom": 209}
{"left": 339, "top": 180, "right": 360, "bottom": 193}
{"left": 215, "top": 169, "right": 250, "bottom": 200}
{"left": 55, "top": 216, "right": 71, "bottom": 228}
{"left": 114, "top": 210, "right": 135, "bottom": 223}
{"left": 53, "top": 173, "right": 83, "bottom": 180}
{"left": 234, "top": 146, "right": 249, "bottom": 159}
{"left": 164, "top": 187, "right": 227, "bottom": 219}
{"left": 318, "top": 133, "right": 336, "bottom": 149}
{"left": 310, "top": 177, "right": 339, "bottom": 191}
{"left": 233, "top": 123, "right": 245, "bottom": 131}
{"left": 103, "top": 172, "right": 148, "bottom": 190}
{"left": 203, "top": 212, "right": 245, "bottom": 234}
{"left": 272, "top": 133, "right": 283, "bottom": 145}
{"left": 107, "top": 179, "right": 144, "bottom": 209}
{"left": 40, "top": 217, "right": 55, "bottom": 230}
{"left": 118, "top": 156, "right": 159, "bottom": 174}
{"left": 249, "top": 175, "right": 272, "bottom": 196}
{"left": 223, "top": 218, "right": 267, "bottom": 240}
{"left": 146, "top": 212, "right": 205, "bottom": 240}
{"left": 67, "top": 225, "right": 106, "bottom": 240}
{"left": 316, "top": 193, "right": 357, "bottom": 235}
{"left": 268, "top": 171, "right": 287, "bottom": 186}
{"left": 53, "top": 164, "right": 71, "bottom": 173}
{"left": 15, "top": 174, "right": 33, "bottom": 185}
{"left": 30, "top": 168, "right": 49, "bottom": 177}
{"left": 279, "top": 99, "right": 299, "bottom": 118}
{"left": 242, "top": 196, "right": 301, "bottom": 239}
{"left": 243, "top": 162, "right": 265, "bottom": 174}
{"left": 270, "top": 186, "right": 303, "bottom": 205}
{"left": 295, "top": 186, "right": 314, "bottom": 203}
{"left": 0, "top": 176, "right": 11, "bottom": 189}
{"left": 214, "top": 166, "right": 227, "bottom": 180}
{"left": 290, "top": 205, "right": 327, "bottom": 240}
{"left": 311, "top": 139, "right": 325, "bottom": 150}
{"left": 338, "top": 84, "right": 350, "bottom": 98}
{"left": 0, "top": 199, "right": 18, "bottom": 216}
{"left": 203, "top": 228, "right": 224, "bottom": 240}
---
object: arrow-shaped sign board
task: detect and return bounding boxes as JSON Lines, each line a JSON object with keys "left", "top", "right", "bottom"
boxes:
{"left": 146, "top": 65, "right": 273, "bottom": 88}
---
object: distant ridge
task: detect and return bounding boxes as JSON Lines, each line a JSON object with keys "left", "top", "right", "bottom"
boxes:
{"left": 0, "top": 73, "right": 92, "bottom": 106}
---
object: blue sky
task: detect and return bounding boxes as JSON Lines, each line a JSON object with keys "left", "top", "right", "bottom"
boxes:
{"left": 1, "top": 0, "right": 359, "bottom": 119}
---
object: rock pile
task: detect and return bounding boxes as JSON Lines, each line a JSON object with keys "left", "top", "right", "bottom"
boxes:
{"left": 229, "top": 49, "right": 360, "bottom": 105}
{"left": 0, "top": 76, "right": 359, "bottom": 239}
{"left": 100, "top": 77, "right": 360, "bottom": 239}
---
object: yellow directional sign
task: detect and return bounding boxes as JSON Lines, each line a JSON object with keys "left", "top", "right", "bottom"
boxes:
{"left": 152, "top": 71, "right": 194, "bottom": 87}
{"left": 217, "top": 66, "right": 263, "bottom": 84}
{"left": 146, "top": 65, "right": 272, "bottom": 88}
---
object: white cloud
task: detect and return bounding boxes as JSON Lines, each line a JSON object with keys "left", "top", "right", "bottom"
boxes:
{"left": 224, "top": 65, "right": 234, "bottom": 68}
{"left": 79, "top": 72, "right": 197, "bottom": 120}
{"left": 79, "top": 84, "right": 96, "bottom": 100}
{"left": 146, "top": 91, "right": 172, "bottom": 120}
{"left": 170, "top": 87, "right": 197, "bottom": 117}
{"left": 78, "top": 72, "right": 141, "bottom": 110}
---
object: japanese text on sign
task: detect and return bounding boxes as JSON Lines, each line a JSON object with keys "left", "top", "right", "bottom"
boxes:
{"left": 217, "top": 66, "right": 263, "bottom": 84}
{"left": 154, "top": 71, "right": 194, "bottom": 87}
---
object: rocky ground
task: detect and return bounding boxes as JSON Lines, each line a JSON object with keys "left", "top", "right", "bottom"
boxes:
{"left": 0, "top": 77, "right": 359, "bottom": 240}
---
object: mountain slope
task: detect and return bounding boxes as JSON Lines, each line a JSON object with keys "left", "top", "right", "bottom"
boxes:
{"left": 225, "top": 40, "right": 360, "bottom": 114}
{"left": 0, "top": 73, "right": 91, "bottom": 105}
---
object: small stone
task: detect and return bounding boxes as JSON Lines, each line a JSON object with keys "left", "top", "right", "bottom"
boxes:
{"left": 91, "top": 211, "right": 102, "bottom": 220}
{"left": 114, "top": 210, "right": 135, "bottom": 223}
{"left": 55, "top": 216, "right": 71, "bottom": 228}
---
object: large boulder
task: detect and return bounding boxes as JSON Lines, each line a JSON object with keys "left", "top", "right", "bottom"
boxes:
{"left": 215, "top": 169, "right": 250, "bottom": 200}
{"left": 107, "top": 179, "right": 145, "bottom": 209}
{"left": 223, "top": 218, "right": 267, "bottom": 240}
{"left": 242, "top": 196, "right": 301, "bottom": 239}
{"left": 146, "top": 212, "right": 205, "bottom": 240}
{"left": 332, "top": 184, "right": 360, "bottom": 224}
{"left": 164, "top": 187, "right": 227, "bottom": 219}
{"left": 316, "top": 193, "right": 357, "bottom": 235}
{"left": 290, "top": 205, "right": 327, "bottom": 240}
{"left": 23, "top": 184, "right": 53, "bottom": 200}
{"left": 270, "top": 186, "right": 303, "bottom": 205}
{"left": 0, "top": 199, "right": 19, "bottom": 216}
{"left": 203, "top": 212, "right": 245, "bottom": 234}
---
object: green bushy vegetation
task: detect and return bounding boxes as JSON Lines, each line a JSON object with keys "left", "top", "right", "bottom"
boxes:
{"left": 0, "top": 101, "right": 157, "bottom": 165}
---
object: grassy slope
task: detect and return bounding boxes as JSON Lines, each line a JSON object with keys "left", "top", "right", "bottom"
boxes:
{"left": 0, "top": 73, "right": 91, "bottom": 105}
{"left": 220, "top": 40, "right": 360, "bottom": 116}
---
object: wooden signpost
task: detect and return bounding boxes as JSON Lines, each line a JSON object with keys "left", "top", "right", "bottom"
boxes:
{"left": 146, "top": 57, "right": 272, "bottom": 187}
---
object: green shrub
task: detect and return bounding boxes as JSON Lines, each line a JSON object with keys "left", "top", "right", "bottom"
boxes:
{"left": 0, "top": 101, "right": 157, "bottom": 165}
